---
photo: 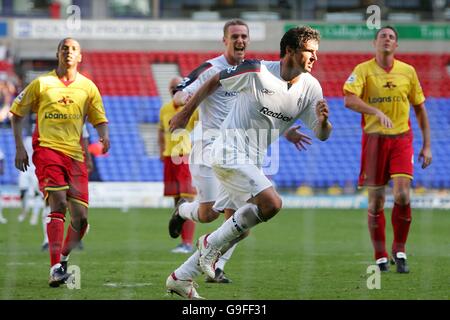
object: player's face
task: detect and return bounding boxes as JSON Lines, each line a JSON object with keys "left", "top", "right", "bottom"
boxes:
{"left": 223, "top": 25, "right": 249, "bottom": 65}
{"left": 57, "top": 39, "right": 82, "bottom": 68}
{"left": 296, "top": 40, "right": 319, "bottom": 73}
{"left": 374, "top": 28, "right": 398, "bottom": 54}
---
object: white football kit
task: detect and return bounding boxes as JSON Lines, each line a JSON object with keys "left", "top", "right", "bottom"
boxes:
{"left": 211, "top": 60, "right": 324, "bottom": 210}
{"left": 179, "top": 55, "right": 239, "bottom": 203}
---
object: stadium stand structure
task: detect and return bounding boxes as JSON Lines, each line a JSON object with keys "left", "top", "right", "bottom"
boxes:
{"left": 1, "top": 53, "right": 449, "bottom": 189}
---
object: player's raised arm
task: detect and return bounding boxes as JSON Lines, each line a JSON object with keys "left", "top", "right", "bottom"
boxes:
{"left": 169, "top": 72, "right": 221, "bottom": 132}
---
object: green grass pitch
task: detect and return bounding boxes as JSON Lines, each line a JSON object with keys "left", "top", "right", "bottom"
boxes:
{"left": 0, "top": 208, "right": 448, "bottom": 300}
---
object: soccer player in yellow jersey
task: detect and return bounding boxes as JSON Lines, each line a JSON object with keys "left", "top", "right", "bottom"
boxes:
{"left": 343, "top": 26, "right": 432, "bottom": 273}
{"left": 159, "top": 76, "right": 198, "bottom": 254}
{"left": 10, "top": 38, "right": 110, "bottom": 287}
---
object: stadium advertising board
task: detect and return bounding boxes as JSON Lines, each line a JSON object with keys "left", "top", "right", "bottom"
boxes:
{"left": 284, "top": 23, "right": 450, "bottom": 40}
{"left": 13, "top": 19, "right": 265, "bottom": 41}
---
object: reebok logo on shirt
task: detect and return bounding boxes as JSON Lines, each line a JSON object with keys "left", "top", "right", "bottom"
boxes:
{"left": 259, "top": 107, "right": 293, "bottom": 122}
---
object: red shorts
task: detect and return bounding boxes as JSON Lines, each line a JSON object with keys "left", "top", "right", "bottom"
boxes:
{"left": 33, "top": 145, "right": 89, "bottom": 206}
{"left": 359, "top": 131, "right": 414, "bottom": 187}
{"left": 163, "top": 156, "right": 196, "bottom": 198}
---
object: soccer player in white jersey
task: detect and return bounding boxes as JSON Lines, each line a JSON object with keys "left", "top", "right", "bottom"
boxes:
{"left": 167, "top": 19, "right": 250, "bottom": 284}
{"left": 168, "top": 19, "right": 311, "bottom": 284}
{"left": 166, "top": 26, "right": 332, "bottom": 299}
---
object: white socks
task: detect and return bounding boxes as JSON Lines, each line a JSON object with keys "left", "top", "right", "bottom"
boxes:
{"left": 174, "top": 250, "right": 202, "bottom": 280}
{"left": 178, "top": 200, "right": 200, "bottom": 222}
{"left": 208, "top": 204, "right": 262, "bottom": 249}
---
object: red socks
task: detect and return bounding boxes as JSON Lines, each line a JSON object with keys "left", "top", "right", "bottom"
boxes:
{"left": 180, "top": 219, "right": 195, "bottom": 245}
{"left": 47, "top": 212, "right": 65, "bottom": 266}
{"left": 391, "top": 203, "right": 412, "bottom": 254}
{"left": 61, "top": 222, "right": 88, "bottom": 257}
{"left": 368, "top": 209, "right": 387, "bottom": 260}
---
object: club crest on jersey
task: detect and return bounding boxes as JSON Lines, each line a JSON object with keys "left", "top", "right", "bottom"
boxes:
{"left": 58, "top": 96, "right": 74, "bottom": 106}
{"left": 260, "top": 88, "right": 275, "bottom": 95}
{"left": 383, "top": 81, "right": 396, "bottom": 89}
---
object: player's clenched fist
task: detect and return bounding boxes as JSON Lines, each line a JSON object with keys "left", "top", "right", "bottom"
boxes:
{"left": 315, "top": 99, "right": 329, "bottom": 123}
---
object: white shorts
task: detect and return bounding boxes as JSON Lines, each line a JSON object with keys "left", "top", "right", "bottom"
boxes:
{"left": 211, "top": 162, "right": 273, "bottom": 212}
{"left": 189, "top": 141, "right": 217, "bottom": 203}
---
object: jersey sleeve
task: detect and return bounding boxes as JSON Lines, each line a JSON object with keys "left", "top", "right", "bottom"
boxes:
{"left": 219, "top": 59, "right": 261, "bottom": 92}
{"left": 408, "top": 67, "right": 425, "bottom": 105}
{"left": 10, "top": 78, "right": 41, "bottom": 117}
{"left": 343, "top": 64, "right": 365, "bottom": 97}
{"left": 299, "top": 78, "right": 324, "bottom": 131}
{"left": 86, "top": 82, "right": 108, "bottom": 126}
{"left": 176, "top": 62, "right": 214, "bottom": 95}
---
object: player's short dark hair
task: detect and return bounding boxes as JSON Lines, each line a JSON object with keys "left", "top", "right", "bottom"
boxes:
{"left": 223, "top": 19, "right": 249, "bottom": 37}
{"left": 57, "top": 37, "right": 80, "bottom": 51}
{"left": 375, "top": 26, "right": 398, "bottom": 41}
{"left": 280, "top": 26, "right": 320, "bottom": 58}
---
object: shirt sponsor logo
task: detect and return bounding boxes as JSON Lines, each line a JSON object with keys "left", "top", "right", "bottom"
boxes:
{"left": 44, "top": 112, "right": 82, "bottom": 119}
{"left": 259, "top": 107, "right": 293, "bottom": 122}
{"left": 368, "top": 96, "right": 404, "bottom": 103}
{"left": 224, "top": 91, "right": 237, "bottom": 97}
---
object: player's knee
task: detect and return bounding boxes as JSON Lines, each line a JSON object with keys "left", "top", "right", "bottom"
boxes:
{"left": 394, "top": 190, "right": 410, "bottom": 205}
{"left": 260, "top": 197, "right": 282, "bottom": 220}
{"left": 197, "top": 204, "right": 219, "bottom": 223}
{"left": 52, "top": 199, "right": 68, "bottom": 213}
{"left": 368, "top": 198, "right": 385, "bottom": 213}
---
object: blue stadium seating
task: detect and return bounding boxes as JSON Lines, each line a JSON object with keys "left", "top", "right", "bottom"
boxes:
{"left": 1, "top": 97, "right": 449, "bottom": 189}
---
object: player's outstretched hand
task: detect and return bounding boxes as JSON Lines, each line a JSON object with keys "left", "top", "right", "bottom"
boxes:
{"left": 284, "top": 125, "right": 312, "bottom": 151}
{"left": 15, "top": 147, "right": 29, "bottom": 172}
{"left": 418, "top": 146, "right": 432, "bottom": 169}
{"left": 169, "top": 111, "right": 189, "bottom": 133}
{"left": 315, "top": 99, "right": 329, "bottom": 123}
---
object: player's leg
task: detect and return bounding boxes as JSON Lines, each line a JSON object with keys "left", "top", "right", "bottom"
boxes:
{"left": 197, "top": 162, "right": 278, "bottom": 278}
{"left": 61, "top": 156, "right": 90, "bottom": 265}
{"left": 390, "top": 176, "right": 411, "bottom": 273}
{"left": 33, "top": 146, "right": 71, "bottom": 286}
{"left": 368, "top": 187, "right": 389, "bottom": 271}
{"left": 46, "top": 189, "right": 70, "bottom": 286}
{"left": 176, "top": 157, "right": 197, "bottom": 253}
{"left": 169, "top": 164, "right": 220, "bottom": 238}
{"left": 389, "top": 133, "right": 414, "bottom": 273}
{"left": 61, "top": 200, "right": 88, "bottom": 263}
{"left": 359, "top": 133, "right": 390, "bottom": 271}
{"left": 41, "top": 205, "right": 50, "bottom": 250}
